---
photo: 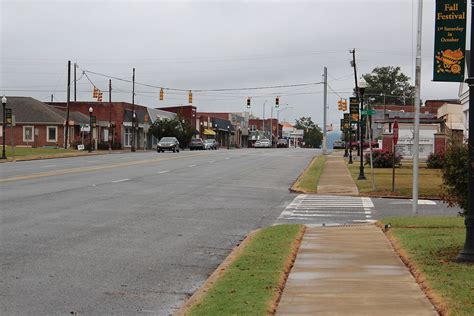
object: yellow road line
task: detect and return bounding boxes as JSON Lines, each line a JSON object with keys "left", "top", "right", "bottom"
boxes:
{"left": 0, "top": 153, "right": 209, "bottom": 183}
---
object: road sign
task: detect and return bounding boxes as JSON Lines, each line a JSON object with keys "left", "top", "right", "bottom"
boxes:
{"left": 368, "top": 109, "right": 376, "bottom": 115}
{"left": 393, "top": 120, "right": 399, "bottom": 145}
{"left": 349, "top": 97, "right": 358, "bottom": 114}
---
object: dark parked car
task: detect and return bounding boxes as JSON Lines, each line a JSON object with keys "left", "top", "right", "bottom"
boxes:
{"left": 157, "top": 137, "right": 180, "bottom": 153}
{"left": 189, "top": 138, "right": 205, "bottom": 150}
{"left": 277, "top": 139, "right": 288, "bottom": 148}
{"left": 203, "top": 139, "right": 218, "bottom": 150}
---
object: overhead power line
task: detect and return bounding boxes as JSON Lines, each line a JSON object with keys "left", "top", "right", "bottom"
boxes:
{"left": 81, "top": 68, "right": 324, "bottom": 92}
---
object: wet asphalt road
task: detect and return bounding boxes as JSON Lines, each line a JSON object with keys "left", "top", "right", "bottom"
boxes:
{"left": 0, "top": 148, "right": 318, "bottom": 315}
{"left": 0, "top": 148, "right": 461, "bottom": 315}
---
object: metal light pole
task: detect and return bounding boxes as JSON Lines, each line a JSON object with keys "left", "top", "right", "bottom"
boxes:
{"left": 227, "top": 125, "right": 230, "bottom": 149}
{"left": 88, "top": 107, "right": 93, "bottom": 153}
{"left": 2, "top": 96, "right": 7, "bottom": 159}
{"left": 358, "top": 78, "right": 367, "bottom": 180}
{"left": 458, "top": 2, "right": 474, "bottom": 262}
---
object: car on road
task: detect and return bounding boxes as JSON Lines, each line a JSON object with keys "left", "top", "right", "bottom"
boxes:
{"left": 203, "top": 139, "right": 218, "bottom": 150}
{"left": 255, "top": 138, "right": 271, "bottom": 148}
{"left": 333, "top": 140, "right": 345, "bottom": 149}
{"left": 189, "top": 138, "right": 205, "bottom": 150}
{"left": 276, "top": 139, "right": 288, "bottom": 148}
{"left": 157, "top": 137, "right": 180, "bottom": 152}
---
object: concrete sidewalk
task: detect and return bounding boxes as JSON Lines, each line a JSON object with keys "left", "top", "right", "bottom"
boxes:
{"left": 276, "top": 225, "right": 436, "bottom": 315}
{"left": 317, "top": 152, "right": 358, "bottom": 196}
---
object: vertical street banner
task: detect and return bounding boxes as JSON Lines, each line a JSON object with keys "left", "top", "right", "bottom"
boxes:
{"left": 433, "top": 0, "right": 467, "bottom": 82}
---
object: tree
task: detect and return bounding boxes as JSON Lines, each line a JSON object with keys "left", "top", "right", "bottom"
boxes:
{"left": 440, "top": 141, "right": 468, "bottom": 215}
{"left": 148, "top": 114, "right": 194, "bottom": 148}
{"left": 362, "top": 66, "right": 415, "bottom": 106}
{"left": 294, "top": 116, "right": 322, "bottom": 148}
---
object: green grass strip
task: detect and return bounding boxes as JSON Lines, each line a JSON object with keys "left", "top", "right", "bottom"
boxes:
{"left": 295, "top": 155, "right": 326, "bottom": 193}
{"left": 189, "top": 224, "right": 303, "bottom": 316}
{"left": 380, "top": 216, "right": 473, "bottom": 315}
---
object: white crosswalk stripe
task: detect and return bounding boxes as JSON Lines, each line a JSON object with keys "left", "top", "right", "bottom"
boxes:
{"left": 277, "top": 194, "right": 375, "bottom": 225}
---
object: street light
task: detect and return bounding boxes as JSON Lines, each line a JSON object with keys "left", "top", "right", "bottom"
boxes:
{"left": 358, "top": 78, "right": 367, "bottom": 180}
{"left": 88, "top": 106, "right": 93, "bottom": 153}
{"left": 2, "top": 95, "right": 7, "bottom": 159}
{"left": 131, "top": 111, "right": 136, "bottom": 152}
{"left": 227, "top": 125, "right": 230, "bottom": 149}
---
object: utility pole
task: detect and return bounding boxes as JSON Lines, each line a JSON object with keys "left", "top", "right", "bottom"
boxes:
{"left": 74, "top": 62, "right": 77, "bottom": 102}
{"left": 131, "top": 68, "right": 136, "bottom": 152}
{"left": 412, "top": 0, "right": 423, "bottom": 216}
{"left": 64, "top": 60, "right": 71, "bottom": 149}
{"left": 262, "top": 100, "right": 266, "bottom": 139}
{"left": 350, "top": 49, "right": 360, "bottom": 155}
{"left": 108, "top": 79, "right": 112, "bottom": 151}
{"left": 457, "top": 1, "right": 474, "bottom": 263}
{"left": 51, "top": 94, "right": 53, "bottom": 103}
{"left": 322, "top": 67, "right": 328, "bottom": 155}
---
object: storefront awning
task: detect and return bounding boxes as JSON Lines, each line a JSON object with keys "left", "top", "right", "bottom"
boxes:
{"left": 203, "top": 129, "right": 216, "bottom": 136}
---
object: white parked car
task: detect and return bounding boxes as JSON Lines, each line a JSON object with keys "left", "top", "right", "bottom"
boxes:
{"left": 255, "top": 138, "right": 271, "bottom": 148}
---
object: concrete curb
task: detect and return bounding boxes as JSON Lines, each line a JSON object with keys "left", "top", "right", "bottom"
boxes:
{"left": 289, "top": 156, "right": 319, "bottom": 194}
{"left": 173, "top": 229, "right": 260, "bottom": 316}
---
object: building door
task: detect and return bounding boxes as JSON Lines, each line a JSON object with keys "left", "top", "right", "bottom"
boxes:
{"left": 124, "top": 127, "right": 132, "bottom": 147}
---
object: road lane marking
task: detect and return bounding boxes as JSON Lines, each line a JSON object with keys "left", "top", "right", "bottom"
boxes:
{"left": 209, "top": 160, "right": 216, "bottom": 163}
{"left": 111, "top": 178, "right": 130, "bottom": 183}
{"left": 38, "top": 164, "right": 57, "bottom": 168}
{"left": 188, "top": 164, "right": 197, "bottom": 167}
{"left": 158, "top": 170, "right": 170, "bottom": 174}
{"left": 0, "top": 152, "right": 209, "bottom": 183}
{"left": 225, "top": 157, "right": 230, "bottom": 160}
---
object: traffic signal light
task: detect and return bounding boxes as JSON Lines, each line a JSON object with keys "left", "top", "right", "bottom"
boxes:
{"left": 159, "top": 88, "right": 164, "bottom": 101}
{"left": 342, "top": 99, "right": 347, "bottom": 111}
{"left": 97, "top": 91, "right": 103, "bottom": 102}
{"left": 338, "top": 99, "right": 342, "bottom": 110}
{"left": 246, "top": 97, "right": 251, "bottom": 109}
{"left": 188, "top": 90, "right": 193, "bottom": 104}
{"left": 275, "top": 96, "right": 279, "bottom": 108}
{"left": 93, "top": 87, "right": 99, "bottom": 98}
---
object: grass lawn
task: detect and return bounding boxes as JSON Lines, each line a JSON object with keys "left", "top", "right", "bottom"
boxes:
{"left": 188, "top": 224, "right": 304, "bottom": 316}
{"left": 2, "top": 146, "right": 74, "bottom": 157}
{"left": 347, "top": 163, "right": 443, "bottom": 197}
{"left": 380, "top": 217, "right": 473, "bottom": 316}
{"left": 293, "top": 156, "right": 327, "bottom": 193}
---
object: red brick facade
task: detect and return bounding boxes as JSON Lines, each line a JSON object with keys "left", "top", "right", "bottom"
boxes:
{"left": 1, "top": 124, "right": 65, "bottom": 148}
{"left": 434, "top": 133, "right": 447, "bottom": 154}
{"left": 157, "top": 105, "right": 197, "bottom": 131}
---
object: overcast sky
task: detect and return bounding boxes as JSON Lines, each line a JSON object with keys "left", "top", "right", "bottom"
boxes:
{"left": 0, "top": 0, "right": 470, "bottom": 127}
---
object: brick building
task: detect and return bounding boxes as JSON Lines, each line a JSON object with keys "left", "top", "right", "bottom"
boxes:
{"left": 248, "top": 118, "right": 282, "bottom": 147}
{"left": 49, "top": 101, "right": 156, "bottom": 149}
{"left": 0, "top": 97, "right": 88, "bottom": 148}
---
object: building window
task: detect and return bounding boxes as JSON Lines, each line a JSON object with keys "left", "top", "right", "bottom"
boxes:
{"left": 47, "top": 126, "right": 57, "bottom": 142}
{"left": 23, "top": 126, "right": 34, "bottom": 142}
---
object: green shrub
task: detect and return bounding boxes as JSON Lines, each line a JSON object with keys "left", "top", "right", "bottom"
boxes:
{"left": 441, "top": 141, "right": 468, "bottom": 214}
{"left": 364, "top": 149, "right": 402, "bottom": 168}
{"left": 426, "top": 151, "right": 445, "bottom": 169}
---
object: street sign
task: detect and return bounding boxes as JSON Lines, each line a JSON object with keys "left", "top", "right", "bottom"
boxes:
{"left": 368, "top": 109, "right": 376, "bottom": 115}
{"left": 393, "top": 120, "right": 399, "bottom": 145}
{"left": 5, "top": 108, "right": 12, "bottom": 124}
{"left": 349, "top": 97, "right": 358, "bottom": 114}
